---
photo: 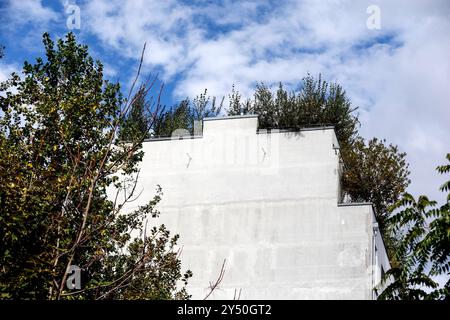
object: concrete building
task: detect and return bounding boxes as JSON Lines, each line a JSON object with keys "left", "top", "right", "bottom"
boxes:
{"left": 126, "top": 115, "right": 390, "bottom": 299}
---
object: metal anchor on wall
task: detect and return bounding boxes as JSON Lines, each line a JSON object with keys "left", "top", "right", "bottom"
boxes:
{"left": 261, "top": 147, "right": 267, "bottom": 162}
{"left": 186, "top": 152, "right": 192, "bottom": 168}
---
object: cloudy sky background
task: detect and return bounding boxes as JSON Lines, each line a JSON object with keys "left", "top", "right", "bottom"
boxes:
{"left": 1, "top": 0, "right": 449, "bottom": 204}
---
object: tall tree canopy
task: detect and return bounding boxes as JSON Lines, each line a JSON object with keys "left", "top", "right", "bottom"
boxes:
{"left": 342, "top": 137, "right": 411, "bottom": 228}
{"left": 150, "top": 89, "right": 222, "bottom": 138}
{"left": 0, "top": 33, "right": 191, "bottom": 299}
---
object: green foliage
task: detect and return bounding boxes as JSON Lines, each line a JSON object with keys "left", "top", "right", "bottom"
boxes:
{"left": 192, "top": 89, "right": 223, "bottom": 121}
{"left": 153, "top": 99, "right": 193, "bottom": 137}
{"left": 0, "top": 33, "right": 191, "bottom": 300}
{"left": 228, "top": 75, "right": 359, "bottom": 147}
{"left": 378, "top": 154, "right": 450, "bottom": 300}
{"left": 342, "top": 137, "right": 411, "bottom": 229}
{"left": 0, "top": 45, "right": 4, "bottom": 59}
{"left": 153, "top": 89, "right": 222, "bottom": 137}
{"left": 119, "top": 85, "right": 151, "bottom": 142}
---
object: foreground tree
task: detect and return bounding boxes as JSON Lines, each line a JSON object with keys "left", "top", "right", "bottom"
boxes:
{"left": 0, "top": 33, "right": 191, "bottom": 299}
{"left": 378, "top": 153, "right": 450, "bottom": 300}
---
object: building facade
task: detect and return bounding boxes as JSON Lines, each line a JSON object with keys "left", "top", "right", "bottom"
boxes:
{"left": 123, "top": 115, "right": 390, "bottom": 299}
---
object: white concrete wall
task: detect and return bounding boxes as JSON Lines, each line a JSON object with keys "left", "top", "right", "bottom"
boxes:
{"left": 117, "top": 115, "right": 388, "bottom": 299}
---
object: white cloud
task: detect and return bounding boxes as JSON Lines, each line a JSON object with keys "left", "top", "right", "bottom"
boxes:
{"left": 0, "top": 62, "right": 20, "bottom": 98}
{"left": 6, "top": 0, "right": 59, "bottom": 25}
{"left": 0, "top": 62, "right": 18, "bottom": 83}
{"left": 83, "top": 0, "right": 199, "bottom": 79}
{"left": 102, "top": 62, "right": 118, "bottom": 78}
{"left": 1, "top": 0, "right": 61, "bottom": 53}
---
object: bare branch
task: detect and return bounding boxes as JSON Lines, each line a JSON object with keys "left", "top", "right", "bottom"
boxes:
{"left": 203, "top": 259, "right": 226, "bottom": 300}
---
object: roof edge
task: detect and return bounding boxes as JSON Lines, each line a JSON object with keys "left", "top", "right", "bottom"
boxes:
{"left": 203, "top": 114, "right": 259, "bottom": 121}
{"left": 144, "top": 115, "right": 338, "bottom": 142}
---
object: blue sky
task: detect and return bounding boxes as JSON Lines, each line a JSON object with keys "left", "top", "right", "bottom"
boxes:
{"left": 1, "top": 0, "right": 449, "bottom": 206}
